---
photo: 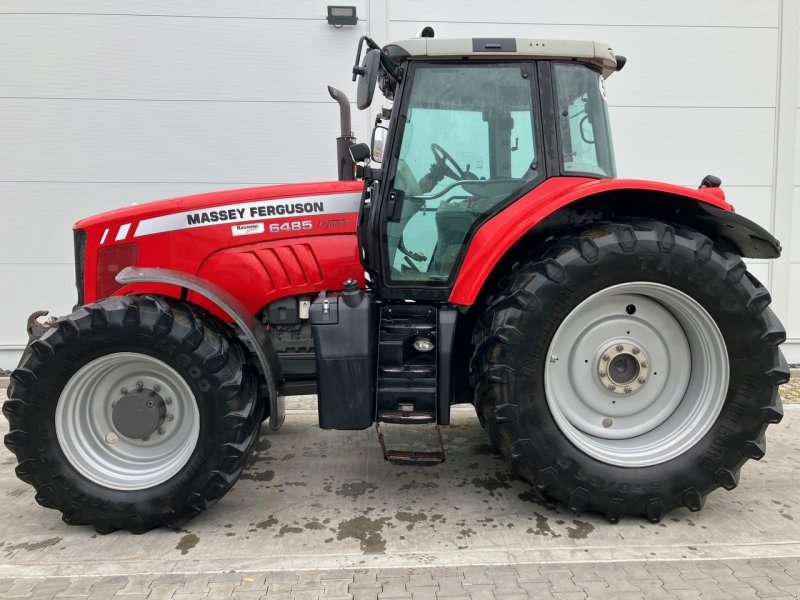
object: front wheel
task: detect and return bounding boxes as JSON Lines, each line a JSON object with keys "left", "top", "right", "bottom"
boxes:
{"left": 472, "top": 220, "right": 788, "bottom": 522}
{"left": 3, "top": 295, "right": 263, "bottom": 533}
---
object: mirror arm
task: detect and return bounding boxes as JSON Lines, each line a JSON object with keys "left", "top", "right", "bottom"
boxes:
{"left": 352, "top": 35, "right": 402, "bottom": 82}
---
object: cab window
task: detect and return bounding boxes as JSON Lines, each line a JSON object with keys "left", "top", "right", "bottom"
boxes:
{"left": 386, "top": 63, "right": 540, "bottom": 284}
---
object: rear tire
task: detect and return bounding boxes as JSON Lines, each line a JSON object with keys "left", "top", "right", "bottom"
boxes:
{"left": 472, "top": 220, "right": 788, "bottom": 522}
{"left": 3, "top": 295, "right": 263, "bottom": 533}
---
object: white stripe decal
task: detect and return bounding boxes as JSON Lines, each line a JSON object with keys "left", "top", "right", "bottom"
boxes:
{"left": 115, "top": 223, "right": 131, "bottom": 241}
{"left": 133, "top": 192, "right": 362, "bottom": 238}
{"left": 100, "top": 228, "right": 109, "bottom": 245}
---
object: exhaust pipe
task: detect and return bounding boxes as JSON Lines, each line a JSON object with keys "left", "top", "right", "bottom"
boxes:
{"left": 328, "top": 86, "right": 356, "bottom": 181}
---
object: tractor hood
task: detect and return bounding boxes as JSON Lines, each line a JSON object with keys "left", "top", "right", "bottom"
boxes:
{"left": 75, "top": 181, "right": 363, "bottom": 234}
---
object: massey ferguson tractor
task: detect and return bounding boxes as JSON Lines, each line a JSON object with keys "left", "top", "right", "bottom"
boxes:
{"left": 3, "top": 34, "right": 789, "bottom": 533}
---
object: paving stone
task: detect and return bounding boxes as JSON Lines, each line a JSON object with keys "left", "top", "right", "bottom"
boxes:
{"left": 323, "top": 580, "right": 352, "bottom": 598}
{"left": 322, "top": 571, "right": 355, "bottom": 582}
{"left": 151, "top": 574, "right": 190, "bottom": 586}
{"left": 146, "top": 584, "right": 184, "bottom": 600}
{"left": 518, "top": 581, "right": 551, "bottom": 596}
{"left": 514, "top": 565, "right": 545, "bottom": 583}
{"left": 116, "top": 575, "right": 156, "bottom": 595}
{"left": 433, "top": 576, "right": 465, "bottom": 597}
{"left": 461, "top": 583, "right": 495, "bottom": 600}
{"left": 720, "top": 588, "right": 760, "bottom": 600}
{"left": 293, "top": 591, "right": 323, "bottom": 600}
{"left": 378, "top": 579, "right": 410, "bottom": 597}
{"left": 350, "top": 589, "right": 379, "bottom": 600}
{"left": 406, "top": 575, "right": 435, "bottom": 588}
{"left": 171, "top": 594, "right": 209, "bottom": 600}
{"left": 545, "top": 571, "right": 583, "bottom": 594}
{"left": 374, "top": 570, "right": 406, "bottom": 580}
{"left": 57, "top": 577, "right": 99, "bottom": 597}
{"left": 760, "top": 567, "right": 800, "bottom": 586}
{"left": 30, "top": 578, "right": 72, "bottom": 597}
{"left": 550, "top": 593, "right": 587, "bottom": 600}
{"left": 744, "top": 576, "right": 791, "bottom": 597}
{"left": 428, "top": 569, "right": 462, "bottom": 579}
{"left": 210, "top": 572, "right": 246, "bottom": 584}
{"left": 621, "top": 562, "right": 653, "bottom": 581}
{"left": 483, "top": 567, "right": 517, "bottom": 576}
{"left": 405, "top": 586, "right": 437, "bottom": 600}
{"left": 567, "top": 564, "right": 603, "bottom": 583}
{"left": 267, "top": 572, "right": 302, "bottom": 582}
{"left": 630, "top": 579, "right": 672, "bottom": 600}
{"left": 86, "top": 584, "right": 131, "bottom": 600}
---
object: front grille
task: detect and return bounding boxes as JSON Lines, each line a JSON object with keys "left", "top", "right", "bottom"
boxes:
{"left": 73, "top": 229, "right": 86, "bottom": 308}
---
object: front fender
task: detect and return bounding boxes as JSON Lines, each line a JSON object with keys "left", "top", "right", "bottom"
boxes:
{"left": 449, "top": 177, "right": 781, "bottom": 307}
{"left": 116, "top": 266, "right": 285, "bottom": 431}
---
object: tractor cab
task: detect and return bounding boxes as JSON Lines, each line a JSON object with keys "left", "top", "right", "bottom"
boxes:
{"left": 351, "top": 36, "right": 623, "bottom": 300}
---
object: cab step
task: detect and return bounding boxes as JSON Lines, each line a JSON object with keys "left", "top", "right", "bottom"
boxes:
{"left": 376, "top": 414, "right": 445, "bottom": 466}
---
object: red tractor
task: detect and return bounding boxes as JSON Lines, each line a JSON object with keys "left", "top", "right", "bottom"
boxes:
{"left": 4, "top": 34, "right": 788, "bottom": 533}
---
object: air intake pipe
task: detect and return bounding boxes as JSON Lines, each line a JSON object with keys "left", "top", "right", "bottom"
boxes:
{"left": 328, "top": 86, "right": 357, "bottom": 181}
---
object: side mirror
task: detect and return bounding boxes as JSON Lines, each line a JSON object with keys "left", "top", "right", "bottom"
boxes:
{"left": 371, "top": 126, "right": 388, "bottom": 163}
{"left": 356, "top": 49, "right": 381, "bottom": 110}
{"left": 349, "top": 143, "right": 371, "bottom": 163}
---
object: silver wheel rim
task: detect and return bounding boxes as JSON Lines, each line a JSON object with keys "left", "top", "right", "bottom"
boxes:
{"left": 544, "top": 282, "right": 728, "bottom": 467}
{"left": 56, "top": 352, "right": 200, "bottom": 490}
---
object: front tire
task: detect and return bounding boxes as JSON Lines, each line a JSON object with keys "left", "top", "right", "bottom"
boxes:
{"left": 472, "top": 220, "right": 788, "bottom": 522}
{"left": 3, "top": 295, "right": 263, "bottom": 533}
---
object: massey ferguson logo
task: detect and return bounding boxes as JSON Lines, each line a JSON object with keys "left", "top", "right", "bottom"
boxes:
{"left": 133, "top": 193, "right": 360, "bottom": 238}
{"left": 186, "top": 201, "right": 325, "bottom": 225}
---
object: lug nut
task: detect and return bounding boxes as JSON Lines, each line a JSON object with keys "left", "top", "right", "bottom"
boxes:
{"left": 153, "top": 384, "right": 161, "bottom": 392}
{"left": 166, "top": 413, "right": 174, "bottom": 421}
{"left": 165, "top": 397, "right": 172, "bottom": 405}
{"left": 607, "top": 384, "right": 616, "bottom": 391}
{"left": 158, "top": 427, "right": 165, "bottom": 435}
{"left": 112, "top": 400, "right": 118, "bottom": 407}
{"left": 616, "top": 344, "right": 624, "bottom": 352}
{"left": 602, "top": 418, "right": 613, "bottom": 428}
{"left": 120, "top": 387, "right": 128, "bottom": 395}
{"left": 146, "top": 400, "right": 154, "bottom": 408}
{"left": 602, "top": 354, "right": 610, "bottom": 362}
{"left": 136, "top": 380, "right": 144, "bottom": 390}
{"left": 641, "top": 361, "right": 648, "bottom": 369}
{"left": 624, "top": 386, "right": 632, "bottom": 393}
{"left": 638, "top": 376, "right": 646, "bottom": 384}
{"left": 142, "top": 435, "right": 150, "bottom": 441}
{"left": 599, "top": 370, "right": 607, "bottom": 377}
{"left": 632, "top": 347, "right": 640, "bottom": 355}
{"left": 105, "top": 432, "right": 118, "bottom": 444}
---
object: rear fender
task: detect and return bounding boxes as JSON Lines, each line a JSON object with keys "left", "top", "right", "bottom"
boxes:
{"left": 116, "top": 266, "right": 285, "bottom": 431}
{"left": 449, "top": 178, "right": 781, "bottom": 307}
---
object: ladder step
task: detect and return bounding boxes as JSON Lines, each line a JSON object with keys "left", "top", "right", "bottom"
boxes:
{"left": 379, "top": 365, "right": 436, "bottom": 376}
{"left": 384, "top": 450, "right": 445, "bottom": 466}
{"left": 377, "top": 410, "right": 435, "bottom": 424}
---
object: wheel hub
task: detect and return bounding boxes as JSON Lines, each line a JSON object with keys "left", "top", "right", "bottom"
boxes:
{"left": 597, "top": 343, "right": 649, "bottom": 394}
{"left": 112, "top": 388, "right": 167, "bottom": 440}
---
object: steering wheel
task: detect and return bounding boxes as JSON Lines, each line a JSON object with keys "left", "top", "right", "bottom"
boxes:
{"left": 431, "top": 143, "right": 469, "bottom": 180}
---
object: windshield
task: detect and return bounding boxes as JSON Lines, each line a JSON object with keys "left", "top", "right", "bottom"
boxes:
{"left": 554, "top": 63, "right": 616, "bottom": 178}
{"left": 386, "top": 63, "right": 541, "bottom": 284}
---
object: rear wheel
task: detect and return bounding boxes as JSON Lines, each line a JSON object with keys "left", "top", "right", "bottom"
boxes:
{"left": 472, "top": 220, "right": 788, "bottom": 522}
{"left": 3, "top": 295, "right": 263, "bottom": 533}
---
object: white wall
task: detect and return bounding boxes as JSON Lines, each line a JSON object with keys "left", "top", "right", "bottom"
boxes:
{"left": 1, "top": 0, "right": 797, "bottom": 368}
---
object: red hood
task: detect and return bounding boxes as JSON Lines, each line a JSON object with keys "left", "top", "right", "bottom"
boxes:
{"left": 74, "top": 181, "right": 364, "bottom": 230}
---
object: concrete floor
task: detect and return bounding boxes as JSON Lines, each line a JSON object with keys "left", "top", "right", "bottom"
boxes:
{"left": 1, "top": 386, "right": 799, "bottom": 580}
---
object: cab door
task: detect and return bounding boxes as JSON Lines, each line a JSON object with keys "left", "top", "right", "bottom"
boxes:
{"left": 371, "top": 61, "right": 545, "bottom": 301}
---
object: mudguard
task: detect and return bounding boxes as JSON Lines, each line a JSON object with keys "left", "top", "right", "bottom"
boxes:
{"left": 117, "top": 266, "right": 285, "bottom": 431}
{"left": 449, "top": 177, "right": 781, "bottom": 306}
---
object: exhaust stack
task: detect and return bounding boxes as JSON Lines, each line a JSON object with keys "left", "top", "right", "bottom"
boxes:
{"left": 328, "top": 86, "right": 356, "bottom": 181}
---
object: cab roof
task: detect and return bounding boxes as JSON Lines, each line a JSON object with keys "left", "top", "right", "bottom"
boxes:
{"left": 384, "top": 37, "right": 620, "bottom": 79}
